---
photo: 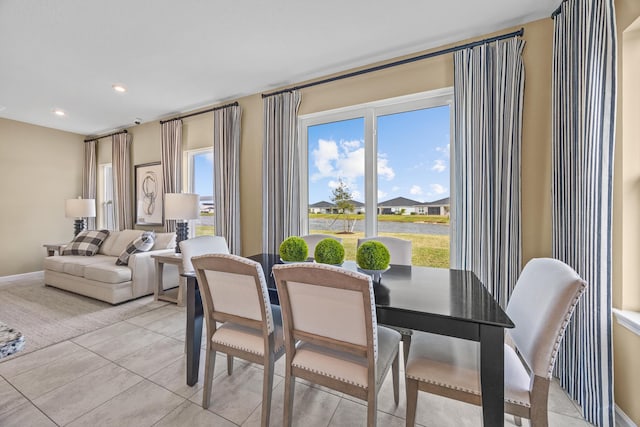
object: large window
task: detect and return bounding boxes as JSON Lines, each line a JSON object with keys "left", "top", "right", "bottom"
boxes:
{"left": 186, "top": 148, "right": 214, "bottom": 236}
{"left": 300, "top": 89, "right": 453, "bottom": 267}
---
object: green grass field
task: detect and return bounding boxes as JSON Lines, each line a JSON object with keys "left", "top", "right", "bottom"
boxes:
{"left": 195, "top": 213, "right": 451, "bottom": 268}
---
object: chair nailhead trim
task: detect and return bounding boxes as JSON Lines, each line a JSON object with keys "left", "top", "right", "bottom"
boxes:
{"left": 292, "top": 363, "right": 368, "bottom": 389}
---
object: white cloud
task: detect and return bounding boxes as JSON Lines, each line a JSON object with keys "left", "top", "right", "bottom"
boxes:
{"left": 377, "top": 154, "right": 395, "bottom": 180}
{"left": 409, "top": 185, "right": 423, "bottom": 195}
{"left": 378, "top": 189, "right": 387, "bottom": 199}
{"left": 341, "top": 139, "right": 361, "bottom": 150}
{"left": 391, "top": 186, "right": 400, "bottom": 192}
{"left": 431, "top": 159, "right": 446, "bottom": 173}
{"left": 435, "top": 144, "right": 450, "bottom": 158}
{"left": 352, "top": 190, "right": 363, "bottom": 201}
{"left": 430, "top": 184, "right": 447, "bottom": 195}
{"left": 311, "top": 139, "right": 339, "bottom": 182}
{"left": 336, "top": 147, "right": 365, "bottom": 179}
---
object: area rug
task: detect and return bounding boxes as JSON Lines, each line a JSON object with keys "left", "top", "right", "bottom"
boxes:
{"left": 0, "top": 272, "right": 168, "bottom": 359}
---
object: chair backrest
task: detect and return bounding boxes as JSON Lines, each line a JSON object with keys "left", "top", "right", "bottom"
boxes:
{"left": 300, "top": 234, "right": 343, "bottom": 257}
{"left": 192, "top": 253, "right": 274, "bottom": 335}
{"left": 506, "top": 258, "right": 586, "bottom": 379}
{"left": 179, "top": 235, "right": 229, "bottom": 272}
{"left": 272, "top": 263, "right": 377, "bottom": 359}
{"left": 357, "top": 236, "right": 412, "bottom": 266}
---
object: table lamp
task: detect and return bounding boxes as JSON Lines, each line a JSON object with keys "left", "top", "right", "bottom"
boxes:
{"left": 65, "top": 197, "right": 96, "bottom": 237}
{"left": 164, "top": 193, "right": 200, "bottom": 253}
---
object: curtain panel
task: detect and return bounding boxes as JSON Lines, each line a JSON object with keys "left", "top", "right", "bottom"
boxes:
{"left": 82, "top": 140, "right": 97, "bottom": 230}
{"left": 112, "top": 133, "right": 133, "bottom": 231}
{"left": 262, "top": 91, "right": 302, "bottom": 254}
{"left": 551, "top": 1, "right": 617, "bottom": 425}
{"left": 451, "top": 37, "right": 525, "bottom": 308}
{"left": 213, "top": 104, "right": 242, "bottom": 254}
{"left": 161, "top": 119, "right": 183, "bottom": 232}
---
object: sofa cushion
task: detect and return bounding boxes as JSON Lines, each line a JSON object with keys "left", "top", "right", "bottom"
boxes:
{"left": 99, "top": 230, "right": 145, "bottom": 256}
{"left": 84, "top": 263, "right": 133, "bottom": 284}
{"left": 116, "top": 231, "right": 155, "bottom": 266}
{"left": 44, "top": 255, "right": 115, "bottom": 276}
{"left": 61, "top": 230, "right": 110, "bottom": 256}
{"left": 152, "top": 232, "right": 176, "bottom": 250}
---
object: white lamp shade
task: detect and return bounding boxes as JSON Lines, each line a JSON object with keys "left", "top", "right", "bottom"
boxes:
{"left": 65, "top": 198, "right": 96, "bottom": 218}
{"left": 164, "top": 193, "right": 200, "bottom": 220}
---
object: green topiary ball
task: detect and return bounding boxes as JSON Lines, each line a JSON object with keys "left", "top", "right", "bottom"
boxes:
{"left": 314, "top": 238, "right": 345, "bottom": 265}
{"left": 356, "top": 241, "right": 391, "bottom": 270}
{"left": 279, "top": 236, "right": 308, "bottom": 262}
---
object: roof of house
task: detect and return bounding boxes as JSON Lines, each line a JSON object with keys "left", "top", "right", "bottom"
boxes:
{"left": 309, "top": 201, "right": 335, "bottom": 208}
{"left": 378, "top": 196, "right": 422, "bottom": 207}
{"left": 415, "top": 197, "right": 451, "bottom": 206}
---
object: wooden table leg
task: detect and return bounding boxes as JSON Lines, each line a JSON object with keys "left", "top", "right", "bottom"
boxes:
{"left": 480, "top": 324, "right": 505, "bottom": 427}
{"left": 154, "top": 259, "right": 164, "bottom": 302}
{"left": 186, "top": 275, "right": 203, "bottom": 386}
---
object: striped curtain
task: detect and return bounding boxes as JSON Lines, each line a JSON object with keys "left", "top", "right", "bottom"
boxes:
{"left": 82, "top": 140, "right": 97, "bottom": 230}
{"left": 214, "top": 104, "right": 242, "bottom": 254}
{"left": 161, "top": 119, "right": 183, "bottom": 232}
{"left": 112, "top": 133, "right": 133, "bottom": 231}
{"left": 551, "top": 1, "right": 617, "bottom": 425}
{"left": 262, "top": 91, "right": 302, "bottom": 254}
{"left": 451, "top": 37, "right": 525, "bottom": 307}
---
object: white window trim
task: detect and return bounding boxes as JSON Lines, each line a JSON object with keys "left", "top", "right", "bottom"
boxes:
{"left": 185, "top": 147, "right": 213, "bottom": 193}
{"left": 613, "top": 308, "right": 640, "bottom": 336}
{"left": 299, "top": 87, "right": 454, "bottom": 237}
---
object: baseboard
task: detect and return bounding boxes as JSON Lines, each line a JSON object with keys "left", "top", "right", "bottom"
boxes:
{"left": 616, "top": 405, "right": 638, "bottom": 427}
{"left": 0, "top": 270, "right": 44, "bottom": 283}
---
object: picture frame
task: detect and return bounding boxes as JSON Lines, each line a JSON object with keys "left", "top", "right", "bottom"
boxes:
{"left": 135, "top": 162, "right": 164, "bottom": 225}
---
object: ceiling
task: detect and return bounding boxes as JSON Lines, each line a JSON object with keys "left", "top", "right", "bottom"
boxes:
{"left": 0, "top": 0, "right": 559, "bottom": 136}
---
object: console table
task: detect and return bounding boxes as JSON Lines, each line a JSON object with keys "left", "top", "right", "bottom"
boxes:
{"left": 151, "top": 253, "right": 185, "bottom": 306}
{"left": 42, "top": 243, "right": 66, "bottom": 256}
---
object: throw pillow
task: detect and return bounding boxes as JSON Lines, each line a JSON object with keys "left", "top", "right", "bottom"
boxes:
{"left": 116, "top": 231, "right": 156, "bottom": 266}
{"left": 61, "top": 230, "right": 110, "bottom": 256}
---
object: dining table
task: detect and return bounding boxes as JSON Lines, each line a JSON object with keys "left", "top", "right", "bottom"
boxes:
{"left": 183, "top": 253, "right": 514, "bottom": 427}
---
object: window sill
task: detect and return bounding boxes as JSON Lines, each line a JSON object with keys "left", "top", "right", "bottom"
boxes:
{"left": 613, "top": 309, "right": 640, "bottom": 337}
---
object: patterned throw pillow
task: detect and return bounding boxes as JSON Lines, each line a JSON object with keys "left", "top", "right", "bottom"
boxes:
{"left": 61, "top": 230, "right": 110, "bottom": 256}
{"left": 116, "top": 231, "right": 156, "bottom": 266}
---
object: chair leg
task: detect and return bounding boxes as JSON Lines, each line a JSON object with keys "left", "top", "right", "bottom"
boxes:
{"left": 514, "top": 415, "right": 522, "bottom": 426}
{"left": 227, "top": 355, "right": 234, "bottom": 375}
{"left": 261, "top": 357, "right": 275, "bottom": 427}
{"left": 202, "top": 348, "right": 217, "bottom": 409}
{"left": 392, "top": 352, "right": 400, "bottom": 405}
{"left": 283, "top": 372, "right": 295, "bottom": 427}
{"left": 405, "top": 377, "right": 418, "bottom": 427}
{"left": 367, "top": 391, "right": 377, "bottom": 427}
{"left": 402, "top": 333, "right": 412, "bottom": 369}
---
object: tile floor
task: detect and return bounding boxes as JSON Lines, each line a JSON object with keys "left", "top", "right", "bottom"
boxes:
{"left": 0, "top": 304, "right": 593, "bottom": 426}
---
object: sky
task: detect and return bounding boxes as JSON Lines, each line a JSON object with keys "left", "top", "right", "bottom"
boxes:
{"left": 193, "top": 151, "right": 214, "bottom": 199}
{"left": 308, "top": 105, "right": 450, "bottom": 205}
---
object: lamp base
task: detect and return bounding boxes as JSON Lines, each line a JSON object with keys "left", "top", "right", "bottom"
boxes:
{"left": 73, "top": 219, "right": 85, "bottom": 237}
{"left": 175, "top": 222, "right": 189, "bottom": 254}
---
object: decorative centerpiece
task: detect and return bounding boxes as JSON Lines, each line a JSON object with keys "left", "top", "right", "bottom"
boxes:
{"left": 314, "top": 238, "right": 345, "bottom": 265}
{"left": 279, "top": 236, "right": 308, "bottom": 263}
{"left": 356, "top": 240, "right": 391, "bottom": 282}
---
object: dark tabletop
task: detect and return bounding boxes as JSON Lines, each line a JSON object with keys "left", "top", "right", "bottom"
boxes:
{"left": 247, "top": 253, "right": 513, "bottom": 329}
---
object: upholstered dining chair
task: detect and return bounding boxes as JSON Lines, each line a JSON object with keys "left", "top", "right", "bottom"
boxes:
{"left": 404, "top": 258, "right": 587, "bottom": 427}
{"left": 357, "top": 236, "right": 413, "bottom": 365}
{"left": 300, "top": 234, "right": 343, "bottom": 257}
{"left": 191, "top": 253, "right": 284, "bottom": 427}
{"left": 272, "top": 263, "right": 401, "bottom": 427}
{"left": 179, "top": 235, "right": 230, "bottom": 273}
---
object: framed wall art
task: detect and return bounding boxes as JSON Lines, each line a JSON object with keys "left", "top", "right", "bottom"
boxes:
{"left": 135, "top": 162, "right": 163, "bottom": 225}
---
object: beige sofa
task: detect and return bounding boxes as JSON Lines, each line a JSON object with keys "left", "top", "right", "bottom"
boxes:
{"left": 44, "top": 229, "right": 179, "bottom": 304}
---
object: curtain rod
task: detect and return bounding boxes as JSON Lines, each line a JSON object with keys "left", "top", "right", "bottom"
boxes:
{"left": 84, "top": 129, "right": 127, "bottom": 143}
{"left": 159, "top": 101, "right": 239, "bottom": 124}
{"left": 551, "top": 0, "right": 567, "bottom": 18}
{"left": 262, "top": 28, "right": 524, "bottom": 98}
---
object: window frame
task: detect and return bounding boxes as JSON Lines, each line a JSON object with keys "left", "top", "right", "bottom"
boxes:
{"left": 185, "top": 147, "right": 215, "bottom": 237}
{"left": 298, "top": 87, "right": 454, "bottom": 237}
{"left": 97, "top": 162, "right": 114, "bottom": 230}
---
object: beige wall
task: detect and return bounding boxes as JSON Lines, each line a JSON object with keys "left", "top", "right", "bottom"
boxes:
{"left": 0, "top": 118, "right": 84, "bottom": 276}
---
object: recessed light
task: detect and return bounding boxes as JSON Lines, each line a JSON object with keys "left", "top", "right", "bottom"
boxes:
{"left": 112, "top": 84, "right": 127, "bottom": 93}
{"left": 52, "top": 108, "right": 66, "bottom": 116}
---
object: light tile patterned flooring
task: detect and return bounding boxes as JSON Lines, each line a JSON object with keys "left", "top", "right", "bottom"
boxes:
{"left": 0, "top": 304, "right": 593, "bottom": 426}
